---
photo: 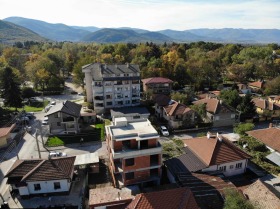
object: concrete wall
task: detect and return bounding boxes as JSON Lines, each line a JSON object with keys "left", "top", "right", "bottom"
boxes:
{"left": 26, "top": 179, "right": 69, "bottom": 195}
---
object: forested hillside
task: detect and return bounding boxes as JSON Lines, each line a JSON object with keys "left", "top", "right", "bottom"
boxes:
{"left": 0, "top": 41, "right": 280, "bottom": 96}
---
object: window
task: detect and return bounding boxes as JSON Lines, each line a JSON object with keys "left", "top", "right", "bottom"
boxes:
{"left": 66, "top": 123, "right": 75, "bottom": 129}
{"left": 57, "top": 122, "right": 61, "bottom": 126}
{"left": 54, "top": 182, "right": 61, "bottom": 190}
{"left": 133, "top": 115, "right": 140, "bottom": 119}
{"left": 125, "top": 158, "right": 134, "bottom": 166}
{"left": 236, "top": 163, "right": 242, "bottom": 169}
{"left": 219, "top": 166, "right": 226, "bottom": 171}
{"left": 125, "top": 172, "right": 134, "bottom": 180}
{"left": 106, "top": 102, "right": 113, "bottom": 106}
{"left": 54, "top": 113, "right": 59, "bottom": 118}
{"left": 34, "top": 184, "right": 41, "bottom": 191}
{"left": 230, "top": 165, "right": 234, "bottom": 169}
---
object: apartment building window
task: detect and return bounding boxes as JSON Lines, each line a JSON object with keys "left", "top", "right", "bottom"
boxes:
{"left": 54, "top": 182, "right": 61, "bottom": 190}
{"left": 236, "top": 163, "right": 242, "bottom": 169}
{"left": 125, "top": 158, "right": 135, "bottom": 166}
{"left": 106, "top": 95, "right": 112, "bottom": 99}
{"left": 57, "top": 122, "right": 61, "bottom": 126}
{"left": 219, "top": 166, "right": 226, "bottom": 171}
{"left": 106, "top": 102, "right": 113, "bottom": 106}
{"left": 125, "top": 172, "right": 134, "bottom": 180}
{"left": 34, "top": 184, "right": 41, "bottom": 191}
{"left": 125, "top": 100, "right": 130, "bottom": 105}
{"left": 230, "top": 165, "right": 234, "bottom": 169}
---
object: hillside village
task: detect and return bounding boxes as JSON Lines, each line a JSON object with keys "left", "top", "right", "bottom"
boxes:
{"left": 0, "top": 40, "right": 280, "bottom": 209}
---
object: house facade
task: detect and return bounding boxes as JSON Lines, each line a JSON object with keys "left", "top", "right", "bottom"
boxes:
{"left": 82, "top": 63, "right": 141, "bottom": 114}
{"left": 5, "top": 157, "right": 76, "bottom": 197}
{"left": 193, "top": 98, "right": 237, "bottom": 127}
{"left": 142, "top": 77, "right": 173, "bottom": 95}
{"left": 163, "top": 101, "right": 198, "bottom": 129}
{"left": 0, "top": 124, "right": 15, "bottom": 148}
{"left": 252, "top": 98, "right": 280, "bottom": 117}
{"left": 105, "top": 117, "right": 162, "bottom": 188}
{"left": 46, "top": 101, "right": 82, "bottom": 134}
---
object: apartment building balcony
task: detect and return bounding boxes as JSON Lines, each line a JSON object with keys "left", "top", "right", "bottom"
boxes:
{"left": 115, "top": 172, "right": 160, "bottom": 188}
{"left": 94, "top": 96, "right": 104, "bottom": 101}
{"left": 94, "top": 102, "right": 104, "bottom": 108}
{"left": 112, "top": 143, "right": 162, "bottom": 159}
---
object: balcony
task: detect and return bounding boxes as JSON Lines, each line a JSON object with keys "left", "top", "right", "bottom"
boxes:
{"left": 112, "top": 142, "right": 162, "bottom": 159}
{"left": 94, "top": 96, "right": 104, "bottom": 100}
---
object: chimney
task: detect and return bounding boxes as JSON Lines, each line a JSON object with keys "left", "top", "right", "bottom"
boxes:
{"left": 217, "top": 132, "right": 222, "bottom": 142}
{"left": 269, "top": 123, "right": 273, "bottom": 128}
{"left": 207, "top": 131, "right": 211, "bottom": 139}
{"left": 219, "top": 100, "right": 223, "bottom": 104}
{"left": 127, "top": 63, "right": 130, "bottom": 68}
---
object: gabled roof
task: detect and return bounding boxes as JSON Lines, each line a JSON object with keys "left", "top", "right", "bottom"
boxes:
{"left": 153, "top": 94, "right": 171, "bottom": 106}
{"left": 183, "top": 135, "right": 250, "bottom": 166}
{"left": 142, "top": 77, "right": 173, "bottom": 84}
{"left": 193, "top": 98, "right": 235, "bottom": 114}
{"left": 247, "top": 128, "right": 280, "bottom": 152}
{"left": 252, "top": 98, "right": 280, "bottom": 111}
{"left": 164, "top": 102, "right": 193, "bottom": 116}
{"left": 0, "top": 123, "right": 16, "bottom": 138}
{"left": 248, "top": 80, "right": 265, "bottom": 89}
{"left": 165, "top": 146, "right": 207, "bottom": 173}
{"left": 243, "top": 179, "right": 280, "bottom": 209}
{"left": 126, "top": 187, "right": 199, "bottom": 209}
{"left": 46, "top": 100, "right": 82, "bottom": 117}
{"left": 5, "top": 156, "right": 76, "bottom": 182}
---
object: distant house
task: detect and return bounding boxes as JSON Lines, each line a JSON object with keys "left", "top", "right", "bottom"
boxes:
{"left": 5, "top": 157, "right": 76, "bottom": 198}
{"left": 243, "top": 179, "right": 280, "bottom": 209}
{"left": 162, "top": 101, "right": 198, "bottom": 129}
{"left": 153, "top": 94, "right": 171, "bottom": 118}
{"left": 142, "top": 77, "right": 173, "bottom": 95}
{"left": 110, "top": 106, "right": 150, "bottom": 122}
{"left": 0, "top": 124, "right": 15, "bottom": 148}
{"left": 252, "top": 97, "right": 280, "bottom": 117}
{"left": 126, "top": 187, "right": 199, "bottom": 209}
{"left": 193, "top": 98, "right": 237, "bottom": 127}
{"left": 179, "top": 133, "right": 251, "bottom": 176}
{"left": 46, "top": 100, "right": 82, "bottom": 134}
{"left": 237, "top": 83, "right": 251, "bottom": 94}
{"left": 267, "top": 95, "right": 280, "bottom": 105}
{"left": 248, "top": 80, "right": 265, "bottom": 93}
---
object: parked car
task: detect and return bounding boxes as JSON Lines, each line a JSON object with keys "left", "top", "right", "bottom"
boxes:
{"left": 49, "top": 151, "right": 67, "bottom": 158}
{"left": 42, "top": 120, "right": 48, "bottom": 125}
{"left": 50, "top": 101, "right": 56, "bottom": 105}
{"left": 160, "top": 126, "right": 169, "bottom": 136}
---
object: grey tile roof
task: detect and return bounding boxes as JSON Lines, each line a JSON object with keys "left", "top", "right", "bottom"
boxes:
{"left": 46, "top": 100, "right": 82, "bottom": 117}
{"left": 165, "top": 147, "right": 207, "bottom": 173}
{"left": 82, "top": 63, "right": 140, "bottom": 81}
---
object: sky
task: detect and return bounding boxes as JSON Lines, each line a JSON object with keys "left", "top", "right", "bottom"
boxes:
{"left": 0, "top": 0, "right": 279, "bottom": 31}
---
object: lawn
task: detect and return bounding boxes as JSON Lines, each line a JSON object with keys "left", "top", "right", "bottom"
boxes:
{"left": 6, "top": 100, "right": 49, "bottom": 112}
{"left": 46, "top": 136, "right": 65, "bottom": 146}
{"left": 95, "top": 123, "right": 105, "bottom": 141}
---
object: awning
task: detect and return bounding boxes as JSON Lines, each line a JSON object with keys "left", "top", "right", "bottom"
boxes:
{"left": 74, "top": 153, "right": 99, "bottom": 166}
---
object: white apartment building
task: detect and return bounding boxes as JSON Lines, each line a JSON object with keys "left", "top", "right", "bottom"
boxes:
{"left": 82, "top": 63, "right": 141, "bottom": 114}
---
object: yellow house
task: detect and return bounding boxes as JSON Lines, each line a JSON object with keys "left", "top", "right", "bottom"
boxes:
{"left": 267, "top": 95, "right": 280, "bottom": 105}
{"left": 252, "top": 98, "right": 280, "bottom": 117}
{"left": 0, "top": 124, "right": 16, "bottom": 148}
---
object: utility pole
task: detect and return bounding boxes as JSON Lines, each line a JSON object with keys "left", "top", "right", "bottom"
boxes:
{"left": 35, "top": 129, "right": 41, "bottom": 159}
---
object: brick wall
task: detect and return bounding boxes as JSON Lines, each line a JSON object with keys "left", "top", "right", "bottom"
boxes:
{"left": 148, "top": 138, "right": 157, "bottom": 148}
{"left": 114, "top": 141, "right": 122, "bottom": 151}
{"left": 130, "top": 139, "right": 137, "bottom": 149}
{"left": 123, "top": 155, "right": 150, "bottom": 172}
{"left": 124, "top": 169, "right": 150, "bottom": 185}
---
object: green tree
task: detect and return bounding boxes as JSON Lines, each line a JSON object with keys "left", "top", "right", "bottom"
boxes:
{"left": 223, "top": 188, "right": 255, "bottom": 209}
{"left": 22, "top": 87, "right": 36, "bottom": 99}
{"left": 191, "top": 103, "right": 207, "bottom": 122}
{"left": 234, "top": 123, "right": 254, "bottom": 136}
{"left": 237, "top": 94, "right": 256, "bottom": 119}
{"left": 220, "top": 89, "right": 241, "bottom": 109}
{"left": 0, "top": 66, "right": 23, "bottom": 110}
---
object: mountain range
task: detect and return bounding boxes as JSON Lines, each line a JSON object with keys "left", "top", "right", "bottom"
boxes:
{"left": 2, "top": 16, "right": 280, "bottom": 44}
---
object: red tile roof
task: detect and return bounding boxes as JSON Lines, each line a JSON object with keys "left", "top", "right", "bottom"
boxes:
{"left": 142, "top": 77, "right": 173, "bottom": 84}
{"left": 252, "top": 98, "right": 280, "bottom": 111}
{"left": 0, "top": 124, "right": 16, "bottom": 138}
{"left": 249, "top": 81, "right": 265, "bottom": 89}
{"left": 193, "top": 98, "right": 235, "bottom": 114}
{"left": 243, "top": 179, "right": 280, "bottom": 209}
{"left": 247, "top": 128, "right": 280, "bottom": 151}
{"left": 164, "top": 102, "right": 193, "bottom": 116}
{"left": 126, "top": 187, "right": 199, "bottom": 209}
{"left": 183, "top": 135, "right": 250, "bottom": 166}
{"left": 5, "top": 157, "right": 76, "bottom": 182}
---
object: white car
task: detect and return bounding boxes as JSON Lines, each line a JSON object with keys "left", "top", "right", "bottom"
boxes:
{"left": 49, "top": 151, "right": 67, "bottom": 158}
{"left": 42, "top": 120, "right": 48, "bottom": 125}
{"left": 160, "top": 126, "right": 169, "bottom": 136}
{"left": 50, "top": 101, "right": 56, "bottom": 105}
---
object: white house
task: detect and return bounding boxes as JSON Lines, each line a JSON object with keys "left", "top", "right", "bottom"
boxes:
{"left": 5, "top": 156, "right": 76, "bottom": 197}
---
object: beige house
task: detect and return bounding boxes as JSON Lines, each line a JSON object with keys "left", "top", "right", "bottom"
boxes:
{"left": 252, "top": 97, "right": 280, "bottom": 117}
{"left": 142, "top": 77, "right": 173, "bottom": 95}
{"left": 0, "top": 124, "right": 16, "bottom": 148}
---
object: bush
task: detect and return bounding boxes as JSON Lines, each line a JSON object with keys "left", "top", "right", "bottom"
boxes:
{"left": 234, "top": 123, "right": 254, "bottom": 136}
{"left": 223, "top": 188, "right": 255, "bottom": 209}
{"left": 46, "top": 136, "right": 64, "bottom": 147}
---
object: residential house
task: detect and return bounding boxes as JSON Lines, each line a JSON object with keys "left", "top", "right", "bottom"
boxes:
{"left": 82, "top": 63, "right": 141, "bottom": 114}
{"left": 5, "top": 157, "right": 76, "bottom": 198}
{"left": 0, "top": 124, "right": 15, "bottom": 148}
{"left": 125, "top": 187, "right": 199, "bottom": 209}
{"left": 237, "top": 83, "right": 251, "bottom": 94}
{"left": 247, "top": 127, "right": 280, "bottom": 166}
{"left": 46, "top": 100, "right": 82, "bottom": 134}
{"left": 105, "top": 117, "right": 162, "bottom": 188}
{"left": 110, "top": 106, "right": 150, "bottom": 122}
{"left": 193, "top": 98, "right": 237, "bottom": 127}
{"left": 267, "top": 95, "right": 280, "bottom": 105}
{"left": 248, "top": 80, "right": 265, "bottom": 93}
{"left": 181, "top": 133, "right": 251, "bottom": 177}
{"left": 153, "top": 94, "right": 171, "bottom": 118}
{"left": 142, "top": 77, "right": 173, "bottom": 95}
{"left": 243, "top": 179, "right": 280, "bottom": 209}
{"left": 252, "top": 97, "right": 280, "bottom": 118}
{"left": 162, "top": 101, "right": 198, "bottom": 129}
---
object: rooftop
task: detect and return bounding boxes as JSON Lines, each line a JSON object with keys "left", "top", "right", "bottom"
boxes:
{"left": 109, "top": 119, "right": 159, "bottom": 141}
{"left": 164, "top": 101, "right": 193, "bottom": 116}
{"left": 0, "top": 123, "right": 16, "bottom": 137}
{"left": 46, "top": 100, "right": 82, "bottom": 117}
{"left": 110, "top": 107, "right": 150, "bottom": 117}
{"left": 142, "top": 77, "right": 173, "bottom": 84}
{"left": 193, "top": 98, "right": 235, "bottom": 114}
